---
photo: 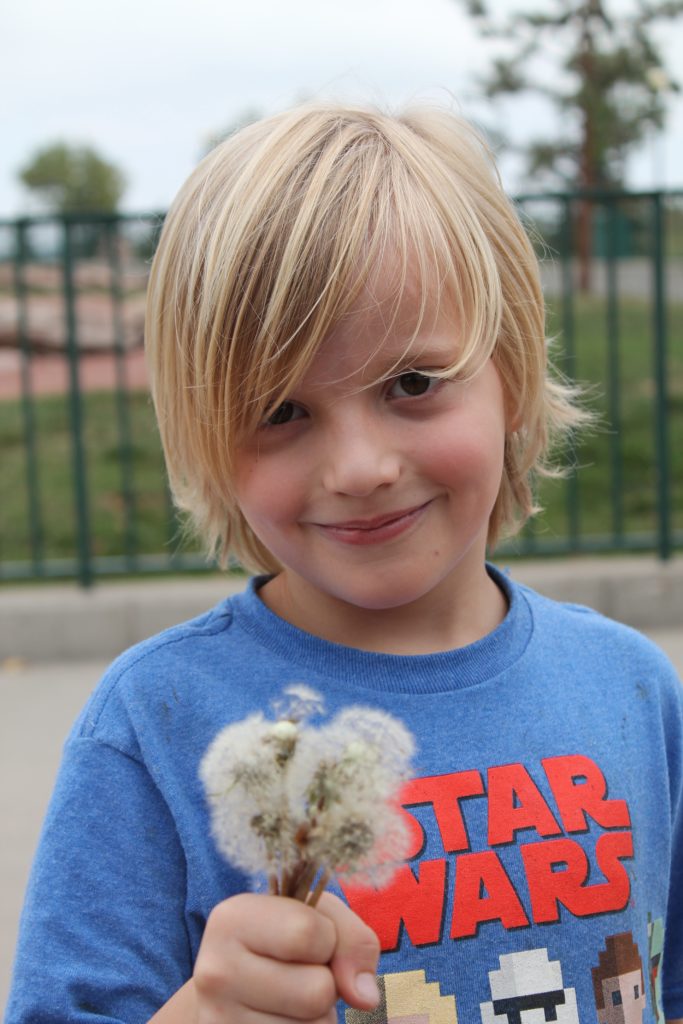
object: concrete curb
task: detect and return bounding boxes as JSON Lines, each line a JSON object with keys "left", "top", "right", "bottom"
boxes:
{"left": 0, "top": 576, "right": 246, "bottom": 663}
{"left": 500, "top": 555, "right": 683, "bottom": 629}
{"left": 0, "top": 557, "right": 681, "bottom": 662}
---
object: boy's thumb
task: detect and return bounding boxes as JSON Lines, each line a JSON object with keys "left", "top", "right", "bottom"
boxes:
{"left": 315, "top": 893, "right": 381, "bottom": 1010}
{"left": 352, "top": 971, "right": 382, "bottom": 1008}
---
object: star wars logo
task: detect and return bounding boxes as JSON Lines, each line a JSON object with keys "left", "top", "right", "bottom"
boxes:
{"left": 342, "top": 754, "right": 633, "bottom": 950}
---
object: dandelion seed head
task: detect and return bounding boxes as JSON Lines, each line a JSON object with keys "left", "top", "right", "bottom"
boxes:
{"left": 345, "top": 739, "right": 372, "bottom": 761}
{"left": 250, "top": 811, "right": 289, "bottom": 859}
{"left": 332, "top": 707, "right": 415, "bottom": 768}
{"left": 270, "top": 720, "right": 298, "bottom": 742}
{"left": 305, "top": 796, "right": 414, "bottom": 887}
{"left": 310, "top": 815, "right": 376, "bottom": 865}
{"left": 200, "top": 689, "right": 416, "bottom": 896}
{"left": 333, "top": 805, "right": 414, "bottom": 887}
{"left": 264, "top": 719, "right": 300, "bottom": 767}
{"left": 199, "top": 713, "right": 298, "bottom": 875}
{"left": 272, "top": 684, "right": 325, "bottom": 723}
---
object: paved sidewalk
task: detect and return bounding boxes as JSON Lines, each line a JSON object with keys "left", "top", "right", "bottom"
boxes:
{"left": 1, "top": 659, "right": 110, "bottom": 1014}
{"left": 1, "top": 560, "right": 682, "bottom": 1012}
{"left": 1, "top": 556, "right": 683, "bottom": 662}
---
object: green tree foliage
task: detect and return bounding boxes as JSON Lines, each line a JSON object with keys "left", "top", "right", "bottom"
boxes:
{"left": 19, "top": 142, "right": 127, "bottom": 213}
{"left": 459, "top": 0, "right": 682, "bottom": 191}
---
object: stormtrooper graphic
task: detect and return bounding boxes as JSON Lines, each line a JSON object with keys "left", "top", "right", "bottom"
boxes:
{"left": 480, "top": 948, "right": 579, "bottom": 1024}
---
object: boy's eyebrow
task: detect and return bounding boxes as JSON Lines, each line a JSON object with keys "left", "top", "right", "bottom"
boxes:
{"left": 372, "top": 337, "right": 464, "bottom": 375}
{"left": 300, "top": 339, "right": 468, "bottom": 398}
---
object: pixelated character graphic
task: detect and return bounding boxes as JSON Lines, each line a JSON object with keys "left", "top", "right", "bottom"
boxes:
{"left": 345, "top": 968, "right": 457, "bottom": 1024}
{"left": 647, "top": 915, "right": 665, "bottom": 1024}
{"left": 591, "top": 931, "right": 646, "bottom": 1024}
{"left": 479, "top": 947, "right": 579, "bottom": 1024}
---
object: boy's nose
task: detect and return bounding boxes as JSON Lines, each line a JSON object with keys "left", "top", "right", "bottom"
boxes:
{"left": 321, "top": 425, "right": 401, "bottom": 497}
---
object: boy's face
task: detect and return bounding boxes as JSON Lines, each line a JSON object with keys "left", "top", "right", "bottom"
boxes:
{"left": 233, "top": 272, "right": 509, "bottom": 649}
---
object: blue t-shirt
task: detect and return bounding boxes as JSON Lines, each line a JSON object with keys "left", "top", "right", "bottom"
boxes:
{"left": 6, "top": 567, "right": 683, "bottom": 1023}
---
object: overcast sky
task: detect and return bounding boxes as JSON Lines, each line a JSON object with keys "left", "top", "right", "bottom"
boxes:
{"left": 3, "top": 0, "right": 683, "bottom": 217}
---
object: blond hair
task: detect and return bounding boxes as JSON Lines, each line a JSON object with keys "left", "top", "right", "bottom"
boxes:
{"left": 146, "top": 102, "right": 583, "bottom": 572}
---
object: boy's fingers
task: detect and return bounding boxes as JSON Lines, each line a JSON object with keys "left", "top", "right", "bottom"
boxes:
{"left": 315, "top": 893, "right": 381, "bottom": 1010}
{"left": 209, "top": 893, "right": 338, "bottom": 964}
{"left": 206, "top": 955, "right": 338, "bottom": 1020}
{"left": 203, "top": 892, "right": 380, "bottom": 1013}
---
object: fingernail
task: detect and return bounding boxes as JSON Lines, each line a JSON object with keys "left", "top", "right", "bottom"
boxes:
{"left": 355, "top": 972, "right": 380, "bottom": 1006}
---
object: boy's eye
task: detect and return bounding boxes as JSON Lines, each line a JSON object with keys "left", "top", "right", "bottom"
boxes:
{"left": 264, "top": 401, "right": 304, "bottom": 426}
{"left": 388, "top": 371, "right": 440, "bottom": 399}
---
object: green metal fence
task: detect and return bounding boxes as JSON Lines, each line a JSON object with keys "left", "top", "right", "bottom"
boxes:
{"left": 0, "top": 192, "right": 681, "bottom": 584}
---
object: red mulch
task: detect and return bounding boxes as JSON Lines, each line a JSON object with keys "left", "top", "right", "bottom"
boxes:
{"left": 0, "top": 347, "right": 149, "bottom": 400}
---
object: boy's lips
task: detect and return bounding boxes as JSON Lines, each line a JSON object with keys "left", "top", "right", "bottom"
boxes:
{"left": 311, "top": 501, "right": 433, "bottom": 545}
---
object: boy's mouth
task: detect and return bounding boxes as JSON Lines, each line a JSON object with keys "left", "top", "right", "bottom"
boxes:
{"left": 313, "top": 501, "right": 432, "bottom": 545}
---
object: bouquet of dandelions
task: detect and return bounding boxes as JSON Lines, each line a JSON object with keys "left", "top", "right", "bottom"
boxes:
{"left": 200, "top": 685, "right": 415, "bottom": 906}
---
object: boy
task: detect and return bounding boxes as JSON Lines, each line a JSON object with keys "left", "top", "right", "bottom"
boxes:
{"left": 7, "top": 103, "right": 683, "bottom": 1024}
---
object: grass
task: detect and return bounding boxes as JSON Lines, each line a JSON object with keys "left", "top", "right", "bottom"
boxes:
{"left": 510, "top": 296, "right": 683, "bottom": 552}
{"left": 0, "top": 390, "right": 199, "bottom": 568}
{"left": 1, "top": 295, "right": 682, "bottom": 574}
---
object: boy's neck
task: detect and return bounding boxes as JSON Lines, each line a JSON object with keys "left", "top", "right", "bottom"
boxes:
{"left": 257, "top": 564, "right": 508, "bottom": 656}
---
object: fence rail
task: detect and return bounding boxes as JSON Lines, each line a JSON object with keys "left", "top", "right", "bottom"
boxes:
{"left": 0, "top": 191, "right": 682, "bottom": 584}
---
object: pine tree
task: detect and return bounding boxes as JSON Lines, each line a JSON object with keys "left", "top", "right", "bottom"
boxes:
{"left": 459, "top": 0, "right": 682, "bottom": 287}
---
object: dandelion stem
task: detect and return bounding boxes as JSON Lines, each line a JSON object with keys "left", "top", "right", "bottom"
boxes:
{"left": 306, "top": 869, "right": 331, "bottom": 908}
{"left": 285, "top": 860, "right": 307, "bottom": 899}
{"left": 293, "top": 861, "right": 319, "bottom": 902}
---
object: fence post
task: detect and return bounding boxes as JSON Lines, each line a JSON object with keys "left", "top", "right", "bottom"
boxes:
{"left": 106, "top": 219, "right": 138, "bottom": 569}
{"left": 605, "top": 197, "right": 623, "bottom": 546}
{"left": 651, "top": 193, "right": 671, "bottom": 561}
{"left": 561, "top": 194, "right": 580, "bottom": 551}
{"left": 63, "top": 219, "right": 94, "bottom": 586}
{"left": 15, "top": 219, "right": 45, "bottom": 573}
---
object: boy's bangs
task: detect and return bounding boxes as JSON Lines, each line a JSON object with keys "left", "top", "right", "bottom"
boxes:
{"left": 357, "top": 181, "right": 503, "bottom": 389}
{"left": 234, "top": 145, "right": 503, "bottom": 434}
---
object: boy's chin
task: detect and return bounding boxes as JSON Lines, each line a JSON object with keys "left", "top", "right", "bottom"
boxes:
{"left": 301, "top": 572, "right": 456, "bottom": 616}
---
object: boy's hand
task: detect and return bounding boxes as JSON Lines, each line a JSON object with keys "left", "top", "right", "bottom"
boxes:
{"left": 193, "top": 892, "right": 381, "bottom": 1024}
